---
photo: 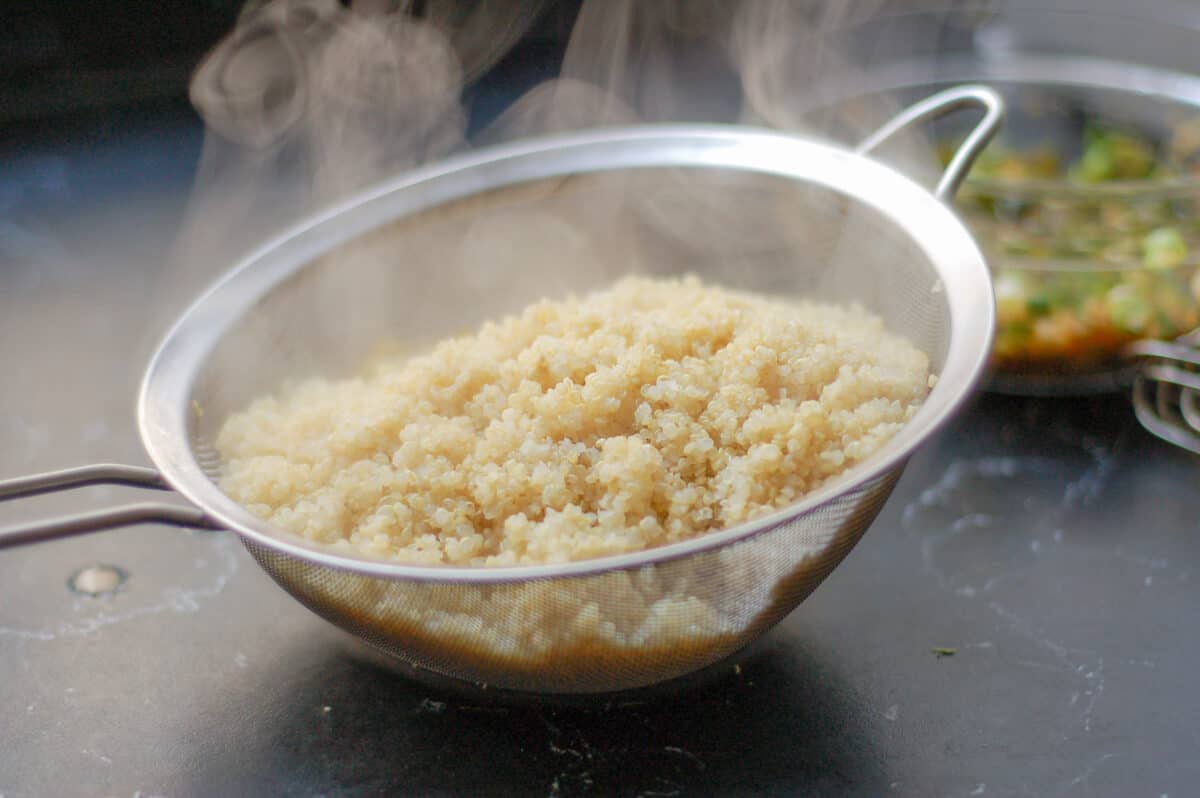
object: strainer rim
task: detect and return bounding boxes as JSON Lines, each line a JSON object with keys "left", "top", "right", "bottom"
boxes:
{"left": 138, "top": 123, "right": 994, "bottom": 583}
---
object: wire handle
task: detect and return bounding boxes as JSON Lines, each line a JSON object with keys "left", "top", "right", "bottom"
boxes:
{"left": 856, "top": 84, "right": 1005, "bottom": 201}
{"left": 0, "top": 464, "right": 214, "bottom": 549}
{"left": 1126, "top": 332, "right": 1200, "bottom": 455}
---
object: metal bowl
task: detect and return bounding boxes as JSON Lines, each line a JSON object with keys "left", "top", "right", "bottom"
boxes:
{"left": 795, "top": 7, "right": 1200, "bottom": 399}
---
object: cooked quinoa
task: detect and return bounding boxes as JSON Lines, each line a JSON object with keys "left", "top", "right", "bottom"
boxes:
{"left": 290, "top": 534, "right": 822, "bottom": 690}
{"left": 216, "top": 275, "right": 930, "bottom": 566}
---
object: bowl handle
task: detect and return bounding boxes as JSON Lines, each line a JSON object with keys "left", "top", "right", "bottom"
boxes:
{"left": 0, "top": 464, "right": 215, "bottom": 549}
{"left": 856, "top": 84, "right": 1005, "bottom": 202}
{"left": 1126, "top": 332, "right": 1200, "bottom": 455}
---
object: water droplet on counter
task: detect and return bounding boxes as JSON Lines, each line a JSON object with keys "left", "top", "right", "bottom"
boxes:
{"left": 67, "top": 564, "right": 128, "bottom": 597}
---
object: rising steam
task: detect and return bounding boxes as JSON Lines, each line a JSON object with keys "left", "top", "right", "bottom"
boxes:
{"left": 152, "top": 0, "right": 950, "bottom": 361}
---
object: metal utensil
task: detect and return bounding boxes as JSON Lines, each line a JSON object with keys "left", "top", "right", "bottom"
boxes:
{"left": 1128, "top": 331, "right": 1200, "bottom": 454}
{"left": 0, "top": 86, "right": 1002, "bottom": 694}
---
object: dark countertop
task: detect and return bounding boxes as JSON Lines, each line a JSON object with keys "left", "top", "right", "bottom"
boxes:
{"left": 3, "top": 107, "right": 1200, "bottom": 798}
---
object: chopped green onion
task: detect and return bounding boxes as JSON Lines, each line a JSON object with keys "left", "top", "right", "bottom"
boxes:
{"left": 1142, "top": 226, "right": 1189, "bottom": 270}
{"left": 1075, "top": 138, "right": 1116, "bottom": 183}
{"left": 1108, "top": 284, "right": 1152, "bottom": 332}
{"left": 1026, "top": 295, "right": 1053, "bottom": 317}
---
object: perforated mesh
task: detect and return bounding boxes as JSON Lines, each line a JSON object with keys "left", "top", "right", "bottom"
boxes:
{"left": 244, "top": 470, "right": 899, "bottom": 693}
{"left": 183, "top": 164, "right": 951, "bottom": 693}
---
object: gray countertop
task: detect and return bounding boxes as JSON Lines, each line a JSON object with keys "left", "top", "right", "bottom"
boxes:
{"left": 2, "top": 111, "right": 1199, "bottom": 798}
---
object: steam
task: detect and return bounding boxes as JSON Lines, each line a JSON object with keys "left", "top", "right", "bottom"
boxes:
{"left": 155, "top": 0, "right": 953, "bottom": 374}
{"left": 176, "top": 0, "right": 927, "bottom": 210}
{"left": 183, "top": 0, "right": 465, "bottom": 234}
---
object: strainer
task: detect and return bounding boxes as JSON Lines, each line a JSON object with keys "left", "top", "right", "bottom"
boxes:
{"left": 0, "top": 86, "right": 1001, "bottom": 694}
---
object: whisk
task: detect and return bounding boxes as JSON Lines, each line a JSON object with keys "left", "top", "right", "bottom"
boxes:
{"left": 1128, "top": 331, "right": 1200, "bottom": 455}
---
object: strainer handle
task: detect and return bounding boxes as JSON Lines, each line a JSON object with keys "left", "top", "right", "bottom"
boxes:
{"left": 0, "top": 464, "right": 215, "bottom": 549}
{"left": 856, "top": 84, "right": 1005, "bottom": 201}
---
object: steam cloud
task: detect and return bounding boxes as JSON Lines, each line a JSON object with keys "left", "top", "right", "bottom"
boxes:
{"left": 154, "top": 0, "right": 955, "bottom": 373}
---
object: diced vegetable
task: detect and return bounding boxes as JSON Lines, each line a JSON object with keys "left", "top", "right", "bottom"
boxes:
{"left": 1108, "top": 284, "right": 1151, "bottom": 332}
{"left": 948, "top": 116, "right": 1200, "bottom": 376}
{"left": 1142, "top": 226, "right": 1188, "bottom": 270}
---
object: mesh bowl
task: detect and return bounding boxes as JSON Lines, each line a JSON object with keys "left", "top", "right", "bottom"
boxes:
{"left": 243, "top": 470, "right": 901, "bottom": 693}
{"left": 0, "top": 89, "right": 999, "bottom": 694}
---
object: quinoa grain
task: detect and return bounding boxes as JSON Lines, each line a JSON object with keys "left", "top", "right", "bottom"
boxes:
{"left": 217, "top": 275, "right": 929, "bottom": 566}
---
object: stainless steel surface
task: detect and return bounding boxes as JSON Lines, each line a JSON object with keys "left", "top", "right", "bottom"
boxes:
{"left": 0, "top": 466, "right": 211, "bottom": 547}
{"left": 0, "top": 89, "right": 1000, "bottom": 693}
{"left": 855, "top": 84, "right": 1003, "bottom": 200}
{"left": 0, "top": 464, "right": 168, "bottom": 500}
{"left": 0, "top": 503, "right": 208, "bottom": 548}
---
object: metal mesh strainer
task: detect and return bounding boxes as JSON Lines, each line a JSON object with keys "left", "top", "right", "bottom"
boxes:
{"left": 0, "top": 87, "right": 1001, "bottom": 694}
